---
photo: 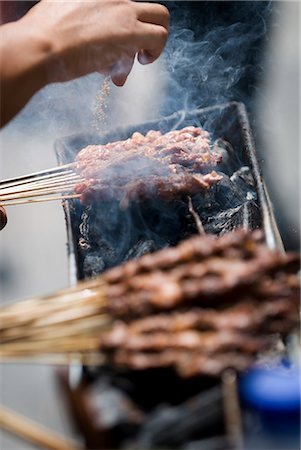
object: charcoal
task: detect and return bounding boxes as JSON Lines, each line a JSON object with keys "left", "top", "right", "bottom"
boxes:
{"left": 83, "top": 253, "right": 105, "bottom": 277}
{"left": 124, "top": 240, "right": 159, "bottom": 261}
{"left": 76, "top": 161, "right": 258, "bottom": 280}
{"left": 204, "top": 201, "right": 260, "bottom": 234}
{"left": 230, "top": 166, "right": 256, "bottom": 190}
{"left": 89, "top": 379, "right": 143, "bottom": 433}
{"left": 212, "top": 138, "right": 240, "bottom": 174}
{"left": 79, "top": 207, "right": 91, "bottom": 241}
{"left": 95, "top": 240, "right": 119, "bottom": 268}
{"left": 78, "top": 237, "right": 90, "bottom": 251}
{"left": 211, "top": 173, "right": 252, "bottom": 209}
{"left": 137, "top": 198, "right": 193, "bottom": 241}
{"left": 183, "top": 436, "right": 232, "bottom": 450}
{"left": 133, "top": 387, "right": 224, "bottom": 448}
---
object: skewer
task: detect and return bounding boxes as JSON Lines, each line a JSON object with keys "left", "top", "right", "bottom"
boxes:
{"left": 0, "top": 172, "right": 82, "bottom": 195}
{"left": 0, "top": 336, "right": 102, "bottom": 355}
{"left": 0, "top": 404, "right": 82, "bottom": 450}
{"left": 187, "top": 196, "right": 206, "bottom": 235}
{"left": 0, "top": 183, "right": 80, "bottom": 201}
{"left": 0, "top": 281, "right": 108, "bottom": 359}
{"left": 0, "top": 194, "right": 81, "bottom": 206}
{"left": 0, "top": 352, "right": 106, "bottom": 366}
{"left": 0, "top": 182, "right": 80, "bottom": 199}
{"left": 0, "top": 163, "right": 83, "bottom": 205}
{"left": 222, "top": 370, "right": 244, "bottom": 450}
{"left": 0, "top": 163, "right": 75, "bottom": 189}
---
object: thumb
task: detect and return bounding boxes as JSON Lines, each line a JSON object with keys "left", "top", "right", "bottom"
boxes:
{"left": 0, "top": 206, "right": 7, "bottom": 230}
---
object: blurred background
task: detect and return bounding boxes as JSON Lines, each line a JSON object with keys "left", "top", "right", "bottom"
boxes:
{"left": 0, "top": 1, "right": 299, "bottom": 448}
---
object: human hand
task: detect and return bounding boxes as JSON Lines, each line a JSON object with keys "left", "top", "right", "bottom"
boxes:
{"left": 0, "top": 206, "right": 7, "bottom": 230}
{"left": 23, "top": 0, "right": 170, "bottom": 86}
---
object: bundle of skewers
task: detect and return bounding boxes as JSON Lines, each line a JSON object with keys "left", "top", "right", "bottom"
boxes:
{"left": 0, "top": 229, "right": 299, "bottom": 376}
{"left": 0, "top": 126, "right": 222, "bottom": 207}
{"left": 0, "top": 164, "right": 82, "bottom": 206}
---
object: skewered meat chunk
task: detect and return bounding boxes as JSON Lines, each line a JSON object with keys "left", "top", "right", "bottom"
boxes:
{"left": 98, "top": 229, "right": 300, "bottom": 377}
{"left": 103, "top": 230, "right": 299, "bottom": 318}
{"left": 78, "top": 172, "right": 222, "bottom": 207}
{"left": 107, "top": 298, "right": 299, "bottom": 335}
{"left": 74, "top": 126, "right": 223, "bottom": 205}
{"left": 101, "top": 328, "right": 274, "bottom": 354}
{"left": 109, "top": 351, "right": 258, "bottom": 377}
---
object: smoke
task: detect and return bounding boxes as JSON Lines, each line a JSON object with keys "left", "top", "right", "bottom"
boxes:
{"left": 1, "top": 2, "right": 273, "bottom": 137}
{"left": 0, "top": 1, "right": 278, "bottom": 297}
{"left": 158, "top": 1, "right": 273, "bottom": 117}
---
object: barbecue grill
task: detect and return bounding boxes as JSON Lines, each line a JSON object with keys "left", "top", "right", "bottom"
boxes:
{"left": 55, "top": 102, "right": 283, "bottom": 284}
{"left": 54, "top": 102, "right": 289, "bottom": 449}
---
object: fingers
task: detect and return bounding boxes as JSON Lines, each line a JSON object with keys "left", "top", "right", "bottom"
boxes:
{"left": 101, "top": 2, "right": 169, "bottom": 86}
{"left": 110, "top": 56, "right": 135, "bottom": 86}
{"left": 135, "top": 2, "right": 170, "bottom": 30}
{"left": 136, "top": 22, "right": 168, "bottom": 64}
{"left": 135, "top": 3, "right": 169, "bottom": 65}
{"left": 0, "top": 206, "right": 7, "bottom": 231}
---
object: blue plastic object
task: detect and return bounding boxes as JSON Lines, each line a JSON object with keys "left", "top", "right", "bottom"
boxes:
{"left": 240, "top": 365, "right": 300, "bottom": 413}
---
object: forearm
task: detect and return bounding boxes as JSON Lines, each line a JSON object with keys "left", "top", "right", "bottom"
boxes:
{"left": 0, "top": 17, "right": 52, "bottom": 126}
{"left": 0, "top": 0, "right": 169, "bottom": 127}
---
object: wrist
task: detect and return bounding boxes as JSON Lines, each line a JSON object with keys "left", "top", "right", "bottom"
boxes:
{"left": 0, "top": 17, "right": 55, "bottom": 124}
{"left": 15, "top": 16, "right": 56, "bottom": 85}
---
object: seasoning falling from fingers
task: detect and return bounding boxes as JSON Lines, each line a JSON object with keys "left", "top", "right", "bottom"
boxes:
{"left": 93, "top": 77, "right": 111, "bottom": 131}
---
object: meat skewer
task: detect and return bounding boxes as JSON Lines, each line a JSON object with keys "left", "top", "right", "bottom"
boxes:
{"left": 0, "top": 229, "right": 299, "bottom": 378}
{"left": 74, "top": 126, "right": 222, "bottom": 204}
{"left": 0, "top": 126, "right": 223, "bottom": 206}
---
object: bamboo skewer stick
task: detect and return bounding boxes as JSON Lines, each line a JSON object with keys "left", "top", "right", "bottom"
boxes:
{"left": 0, "top": 279, "right": 110, "bottom": 360}
{"left": 0, "top": 283, "right": 103, "bottom": 320}
{"left": 0, "top": 184, "right": 80, "bottom": 201}
{"left": 222, "top": 370, "right": 244, "bottom": 450}
{"left": 0, "top": 336, "right": 102, "bottom": 355}
{"left": 0, "top": 171, "right": 78, "bottom": 193}
{"left": 0, "top": 315, "right": 110, "bottom": 343}
{"left": 0, "top": 194, "right": 81, "bottom": 206}
{"left": 0, "top": 308, "right": 108, "bottom": 338}
{"left": 0, "top": 163, "right": 75, "bottom": 188}
{"left": 0, "top": 353, "right": 106, "bottom": 366}
{"left": 0, "top": 163, "right": 84, "bottom": 205}
{"left": 188, "top": 196, "right": 206, "bottom": 235}
{"left": 0, "top": 289, "right": 105, "bottom": 329}
{"left": 0, "top": 405, "right": 82, "bottom": 450}
{"left": 0, "top": 173, "right": 83, "bottom": 196}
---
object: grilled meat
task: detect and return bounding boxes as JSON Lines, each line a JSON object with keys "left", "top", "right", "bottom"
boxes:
{"left": 103, "top": 230, "right": 300, "bottom": 318}
{"left": 107, "top": 298, "right": 299, "bottom": 335}
{"left": 98, "top": 230, "right": 300, "bottom": 377}
{"left": 109, "top": 350, "right": 257, "bottom": 377}
{"left": 74, "top": 127, "right": 222, "bottom": 205}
